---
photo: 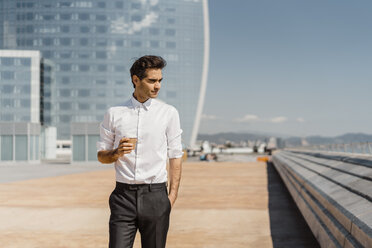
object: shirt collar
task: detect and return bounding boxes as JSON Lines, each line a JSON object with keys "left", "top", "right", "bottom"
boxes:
{"left": 131, "top": 95, "right": 153, "bottom": 111}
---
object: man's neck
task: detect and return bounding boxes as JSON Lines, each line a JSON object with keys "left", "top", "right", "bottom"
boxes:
{"left": 133, "top": 92, "right": 149, "bottom": 103}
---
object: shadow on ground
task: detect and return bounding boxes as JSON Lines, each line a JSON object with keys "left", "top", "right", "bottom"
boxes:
{"left": 266, "top": 162, "right": 320, "bottom": 248}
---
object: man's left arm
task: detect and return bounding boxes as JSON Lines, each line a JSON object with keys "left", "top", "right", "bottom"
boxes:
{"left": 166, "top": 107, "right": 183, "bottom": 208}
{"left": 168, "top": 157, "right": 182, "bottom": 207}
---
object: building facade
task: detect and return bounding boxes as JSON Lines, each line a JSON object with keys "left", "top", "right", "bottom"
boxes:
{"left": 0, "top": 0, "right": 209, "bottom": 147}
{"left": 0, "top": 50, "right": 41, "bottom": 123}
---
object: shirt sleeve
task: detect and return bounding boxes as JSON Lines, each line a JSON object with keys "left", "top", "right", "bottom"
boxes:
{"left": 166, "top": 107, "right": 184, "bottom": 159}
{"left": 96, "top": 109, "right": 115, "bottom": 152}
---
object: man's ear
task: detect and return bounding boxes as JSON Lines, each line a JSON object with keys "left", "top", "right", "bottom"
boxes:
{"left": 132, "top": 75, "right": 140, "bottom": 87}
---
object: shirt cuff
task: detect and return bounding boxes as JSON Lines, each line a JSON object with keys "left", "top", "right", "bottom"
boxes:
{"left": 168, "top": 149, "right": 184, "bottom": 159}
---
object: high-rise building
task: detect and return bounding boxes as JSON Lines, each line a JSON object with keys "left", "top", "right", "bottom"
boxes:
{"left": 0, "top": 0, "right": 209, "bottom": 147}
{"left": 0, "top": 50, "right": 41, "bottom": 123}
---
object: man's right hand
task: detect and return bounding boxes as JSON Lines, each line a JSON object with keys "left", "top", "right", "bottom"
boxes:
{"left": 113, "top": 137, "right": 134, "bottom": 159}
{"left": 97, "top": 137, "right": 134, "bottom": 164}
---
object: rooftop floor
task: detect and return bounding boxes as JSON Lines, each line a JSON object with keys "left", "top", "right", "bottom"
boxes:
{"left": 0, "top": 160, "right": 319, "bottom": 247}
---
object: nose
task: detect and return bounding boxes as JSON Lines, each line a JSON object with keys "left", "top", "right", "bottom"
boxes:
{"left": 155, "top": 82, "right": 161, "bottom": 89}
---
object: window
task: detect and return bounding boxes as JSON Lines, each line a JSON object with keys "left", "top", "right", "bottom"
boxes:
{"left": 79, "top": 103, "right": 90, "bottom": 110}
{"left": 61, "top": 77, "right": 70, "bottom": 84}
{"left": 96, "top": 80, "right": 106, "bottom": 85}
{"left": 131, "top": 41, "right": 141, "bottom": 47}
{"left": 75, "top": 2, "right": 93, "bottom": 8}
{"left": 60, "top": 115, "right": 71, "bottom": 122}
{"left": 43, "top": 51, "right": 53, "bottom": 58}
{"left": 2, "top": 99, "right": 14, "bottom": 108}
{"left": 26, "top": 25, "right": 34, "bottom": 33}
{"left": 60, "top": 13, "right": 72, "bottom": 20}
{"left": 60, "top": 38, "right": 71, "bottom": 46}
{"left": 78, "top": 13, "right": 89, "bottom": 20}
{"left": 78, "top": 89, "right": 90, "bottom": 97}
{"left": 97, "top": 65, "right": 107, "bottom": 72}
{"left": 149, "top": 28, "right": 159, "bottom": 35}
{"left": 59, "top": 89, "right": 71, "bottom": 97}
{"left": 116, "top": 40, "right": 124, "bottom": 46}
{"left": 96, "top": 51, "right": 107, "bottom": 59}
{"left": 1, "top": 58, "right": 14, "bottom": 66}
{"left": 116, "top": 80, "right": 125, "bottom": 85}
{"left": 21, "top": 99, "right": 30, "bottom": 107}
{"left": 26, "top": 13, "right": 33, "bottom": 20}
{"left": 166, "top": 42, "right": 176, "bottom": 49}
{"left": 43, "top": 15, "right": 54, "bottom": 21}
{"left": 165, "top": 7, "right": 176, "bottom": 12}
{"left": 150, "top": 40, "right": 159, "bottom": 48}
{"left": 44, "top": 102, "right": 51, "bottom": 110}
{"left": 97, "top": 2, "right": 106, "bottom": 8}
{"left": 115, "top": 2, "right": 123, "bottom": 8}
{"left": 60, "top": 64, "right": 72, "bottom": 71}
{"left": 167, "top": 18, "right": 175, "bottom": 24}
{"left": 97, "top": 91, "right": 106, "bottom": 97}
{"left": 96, "top": 25, "right": 107, "bottom": 33}
{"left": 1, "top": 71, "right": 15, "bottom": 80}
{"left": 60, "top": 102, "right": 72, "bottom": 110}
{"left": 1, "top": 114, "right": 14, "bottom": 121}
{"left": 78, "top": 53, "right": 90, "bottom": 59}
{"left": 80, "top": 26, "right": 90, "bottom": 33}
{"left": 96, "top": 104, "right": 106, "bottom": 110}
{"left": 60, "top": 52, "right": 72, "bottom": 58}
{"left": 60, "top": 2, "right": 72, "bottom": 8}
{"left": 131, "top": 15, "right": 142, "bottom": 22}
{"left": 131, "top": 3, "right": 141, "bottom": 9}
{"left": 43, "top": 38, "right": 53, "bottom": 46}
{"left": 61, "top": 25, "right": 70, "bottom": 33}
{"left": 21, "top": 58, "right": 31, "bottom": 66}
{"left": 80, "top": 38, "right": 89, "bottom": 45}
{"left": 165, "top": 29, "right": 176, "bottom": 36}
{"left": 96, "top": 40, "right": 107, "bottom": 46}
{"left": 79, "top": 64, "right": 90, "bottom": 72}
{"left": 114, "top": 65, "right": 125, "bottom": 72}
{"left": 167, "top": 91, "right": 177, "bottom": 98}
{"left": 2, "top": 85, "right": 14, "bottom": 93}
{"left": 21, "top": 85, "right": 30, "bottom": 94}
{"left": 96, "top": 14, "right": 107, "bottom": 21}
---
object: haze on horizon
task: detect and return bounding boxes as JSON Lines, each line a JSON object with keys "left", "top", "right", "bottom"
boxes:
{"left": 199, "top": 0, "right": 372, "bottom": 137}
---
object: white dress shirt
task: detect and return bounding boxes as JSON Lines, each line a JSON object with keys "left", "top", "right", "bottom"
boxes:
{"left": 97, "top": 96, "right": 183, "bottom": 184}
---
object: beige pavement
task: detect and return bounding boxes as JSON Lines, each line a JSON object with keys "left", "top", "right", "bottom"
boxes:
{"left": 0, "top": 161, "right": 273, "bottom": 248}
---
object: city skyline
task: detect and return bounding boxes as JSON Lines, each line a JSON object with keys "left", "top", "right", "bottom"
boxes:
{"left": 200, "top": 0, "right": 372, "bottom": 137}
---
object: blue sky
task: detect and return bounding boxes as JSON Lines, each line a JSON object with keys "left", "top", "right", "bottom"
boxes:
{"left": 199, "top": 0, "right": 372, "bottom": 137}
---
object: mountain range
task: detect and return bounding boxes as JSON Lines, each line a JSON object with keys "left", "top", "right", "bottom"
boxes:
{"left": 197, "top": 132, "right": 372, "bottom": 147}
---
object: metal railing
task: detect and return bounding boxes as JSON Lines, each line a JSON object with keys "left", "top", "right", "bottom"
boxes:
{"left": 286, "top": 142, "right": 372, "bottom": 156}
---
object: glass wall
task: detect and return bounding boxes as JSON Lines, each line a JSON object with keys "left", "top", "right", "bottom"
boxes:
{"left": 0, "top": 57, "right": 32, "bottom": 122}
{"left": 1, "top": 135, "right": 13, "bottom": 161}
{"left": 0, "top": 123, "right": 41, "bottom": 162}
{"left": 0, "top": 0, "right": 208, "bottom": 146}
{"left": 72, "top": 135, "right": 86, "bottom": 161}
{"left": 15, "top": 135, "right": 27, "bottom": 160}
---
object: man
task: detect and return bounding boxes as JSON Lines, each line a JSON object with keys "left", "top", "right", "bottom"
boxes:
{"left": 97, "top": 55, "right": 183, "bottom": 248}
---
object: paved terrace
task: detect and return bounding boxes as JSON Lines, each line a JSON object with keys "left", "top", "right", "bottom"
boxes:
{"left": 0, "top": 160, "right": 319, "bottom": 247}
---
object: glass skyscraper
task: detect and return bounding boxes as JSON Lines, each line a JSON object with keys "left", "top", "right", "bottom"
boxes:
{"left": 0, "top": 50, "right": 40, "bottom": 123}
{"left": 0, "top": 0, "right": 209, "bottom": 147}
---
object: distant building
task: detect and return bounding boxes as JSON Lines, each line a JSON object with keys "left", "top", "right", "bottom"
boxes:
{"left": 0, "top": 50, "right": 40, "bottom": 123}
{"left": 0, "top": 0, "right": 210, "bottom": 147}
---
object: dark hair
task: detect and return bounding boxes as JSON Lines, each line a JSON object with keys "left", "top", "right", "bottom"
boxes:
{"left": 130, "top": 55, "right": 167, "bottom": 88}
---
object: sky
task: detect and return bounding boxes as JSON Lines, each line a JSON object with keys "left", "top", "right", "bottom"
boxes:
{"left": 199, "top": 0, "right": 372, "bottom": 137}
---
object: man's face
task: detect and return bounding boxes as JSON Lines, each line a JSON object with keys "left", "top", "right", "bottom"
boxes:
{"left": 133, "top": 68, "right": 162, "bottom": 99}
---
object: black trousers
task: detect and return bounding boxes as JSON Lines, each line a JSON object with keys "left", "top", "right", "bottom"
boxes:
{"left": 109, "top": 182, "right": 171, "bottom": 248}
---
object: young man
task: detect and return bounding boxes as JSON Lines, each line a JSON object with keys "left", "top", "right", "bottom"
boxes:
{"left": 97, "top": 55, "right": 183, "bottom": 248}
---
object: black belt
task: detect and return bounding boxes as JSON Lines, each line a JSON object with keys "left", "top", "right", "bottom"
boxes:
{"left": 115, "top": 181, "right": 167, "bottom": 191}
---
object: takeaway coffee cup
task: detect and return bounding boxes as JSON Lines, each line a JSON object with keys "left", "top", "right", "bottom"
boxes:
{"left": 127, "top": 138, "right": 137, "bottom": 151}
